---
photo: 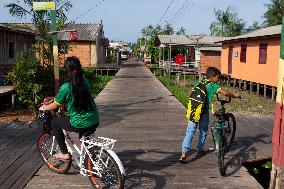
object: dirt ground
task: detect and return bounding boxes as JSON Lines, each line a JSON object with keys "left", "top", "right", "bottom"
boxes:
{"left": 0, "top": 108, "right": 35, "bottom": 124}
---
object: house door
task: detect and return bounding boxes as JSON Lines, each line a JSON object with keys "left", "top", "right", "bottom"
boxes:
{"left": 228, "top": 46, "right": 233, "bottom": 74}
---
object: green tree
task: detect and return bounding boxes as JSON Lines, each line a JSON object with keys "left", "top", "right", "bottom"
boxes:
{"left": 210, "top": 7, "right": 246, "bottom": 37}
{"left": 6, "top": 0, "right": 72, "bottom": 65}
{"left": 161, "top": 23, "right": 174, "bottom": 35}
{"left": 246, "top": 21, "right": 262, "bottom": 32}
{"left": 263, "top": 0, "right": 284, "bottom": 26}
{"left": 176, "top": 27, "right": 186, "bottom": 35}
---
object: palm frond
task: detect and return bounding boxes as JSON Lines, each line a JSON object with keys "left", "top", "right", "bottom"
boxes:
{"left": 6, "top": 3, "right": 32, "bottom": 18}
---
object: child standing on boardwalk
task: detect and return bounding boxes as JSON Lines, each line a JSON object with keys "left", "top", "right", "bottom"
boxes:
{"left": 179, "top": 67, "right": 241, "bottom": 162}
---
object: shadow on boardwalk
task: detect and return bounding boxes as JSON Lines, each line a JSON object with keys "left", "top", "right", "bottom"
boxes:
{"left": 26, "top": 61, "right": 271, "bottom": 189}
{"left": 224, "top": 133, "right": 271, "bottom": 177}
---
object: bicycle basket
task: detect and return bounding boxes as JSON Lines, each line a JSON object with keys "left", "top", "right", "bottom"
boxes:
{"left": 38, "top": 110, "right": 52, "bottom": 133}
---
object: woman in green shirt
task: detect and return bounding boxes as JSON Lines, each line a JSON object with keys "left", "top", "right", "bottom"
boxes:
{"left": 39, "top": 56, "right": 99, "bottom": 160}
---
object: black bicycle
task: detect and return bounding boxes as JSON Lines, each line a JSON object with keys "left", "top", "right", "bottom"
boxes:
{"left": 211, "top": 94, "right": 236, "bottom": 176}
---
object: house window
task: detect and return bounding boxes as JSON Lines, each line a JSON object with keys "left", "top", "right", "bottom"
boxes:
{"left": 240, "top": 44, "right": 247, "bottom": 63}
{"left": 259, "top": 43, "right": 268, "bottom": 64}
{"left": 9, "top": 42, "right": 15, "bottom": 59}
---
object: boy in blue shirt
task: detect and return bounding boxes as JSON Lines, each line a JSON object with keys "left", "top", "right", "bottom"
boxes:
{"left": 179, "top": 67, "right": 241, "bottom": 162}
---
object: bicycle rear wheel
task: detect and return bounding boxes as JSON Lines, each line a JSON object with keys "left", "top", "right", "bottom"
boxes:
{"left": 38, "top": 133, "right": 71, "bottom": 174}
{"left": 218, "top": 133, "right": 226, "bottom": 176}
{"left": 224, "top": 113, "right": 236, "bottom": 147}
{"left": 85, "top": 147, "right": 124, "bottom": 189}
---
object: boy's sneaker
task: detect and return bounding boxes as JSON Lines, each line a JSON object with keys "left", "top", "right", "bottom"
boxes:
{"left": 196, "top": 149, "right": 206, "bottom": 157}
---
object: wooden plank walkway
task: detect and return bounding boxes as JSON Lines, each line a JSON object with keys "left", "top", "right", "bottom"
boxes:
{"left": 0, "top": 122, "right": 43, "bottom": 189}
{"left": 25, "top": 61, "right": 273, "bottom": 188}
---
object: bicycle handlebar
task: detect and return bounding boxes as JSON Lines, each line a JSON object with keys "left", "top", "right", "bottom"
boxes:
{"left": 216, "top": 94, "right": 231, "bottom": 105}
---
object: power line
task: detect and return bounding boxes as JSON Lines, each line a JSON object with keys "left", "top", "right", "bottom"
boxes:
{"left": 66, "top": 0, "right": 105, "bottom": 25}
{"left": 158, "top": 0, "right": 176, "bottom": 24}
{"left": 167, "top": 0, "right": 192, "bottom": 24}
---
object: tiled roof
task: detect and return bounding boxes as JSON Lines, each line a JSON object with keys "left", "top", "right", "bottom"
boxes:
{"left": 157, "top": 35, "right": 228, "bottom": 46}
{"left": 217, "top": 25, "right": 282, "bottom": 42}
{"left": 57, "top": 23, "right": 101, "bottom": 41}
{"left": 0, "top": 23, "right": 103, "bottom": 42}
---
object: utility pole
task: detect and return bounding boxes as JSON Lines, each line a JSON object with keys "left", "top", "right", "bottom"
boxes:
{"left": 33, "top": 2, "right": 59, "bottom": 93}
{"left": 50, "top": 9, "right": 60, "bottom": 93}
{"left": 269, "top": 10, "right": 284, "bottom": 189}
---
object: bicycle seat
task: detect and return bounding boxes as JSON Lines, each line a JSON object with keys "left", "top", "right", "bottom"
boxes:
{"left": 79, "top": 126, "right": 97, "bottom": 139}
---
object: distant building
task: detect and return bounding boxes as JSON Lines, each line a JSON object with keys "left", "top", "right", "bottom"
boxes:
{"left": 0, "top": 23, "right": 35, "bottom": 73}
{"left": 157, "top": 35, "right": 227, "bottom": 72}
{"left": 58, "top": 22, "right": 109, "bottom": 67}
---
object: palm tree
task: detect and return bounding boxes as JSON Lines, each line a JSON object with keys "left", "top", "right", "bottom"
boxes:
{"left": 263, "top": 0, "right": 284, "bottom": 26}
{"left": 176, "top": 27, "right": 186, "bottom": 35}
{"left": 210, "top": 7, "right": 246, "bottom": 37}
{"left": 6, "top": 0, "right": 72, "bottom": 65}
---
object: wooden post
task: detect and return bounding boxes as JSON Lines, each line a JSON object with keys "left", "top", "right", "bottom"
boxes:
{"left": 238, "top": 79, "right": 242, "bottom": 89}
{"left": 257, "top": 83, "right": 260, "bottom": 95}
{"left": 233, "top": 79, "right": 236, "bottom": 88}
{"left": 272, "top": 87, "right": 276, "bottom": 100}
{"left": 244, "top": 80, "right": 247, "bottom": 90}
{"left": 227, "top": 76, "right": 230, "bottom": 87}
{"left": 177, "top": 72, "right": 180, "bottom": 86}
{"left": 270, "top": 14, "right": 284, "bottom": 189}
{"left": 264, "top": 85, "right": 267, "bottom": 98}
{"left": 250, "top": 82, "right": 253, "bottom": 93}
{"left": 11, "top": 93, "right": 15, "bottom": 108}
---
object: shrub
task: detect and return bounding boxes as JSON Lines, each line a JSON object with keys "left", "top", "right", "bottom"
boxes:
{"left": 8, "top": 50, "right": 54, "bottom": 109}
{"left": 106, "top": 55, "right": 117, "bottom": 63}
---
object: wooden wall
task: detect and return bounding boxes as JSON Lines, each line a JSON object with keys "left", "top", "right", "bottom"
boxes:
{"left": 0, "top": 29, "right": 35, "bottom": 73}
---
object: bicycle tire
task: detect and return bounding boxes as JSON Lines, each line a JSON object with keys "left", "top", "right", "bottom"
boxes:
{"left": 218, "top": 133, "right": 226, "bottom": 176}
{"left": 224, "top": 113, "right": 236, "bottom": 147}
{"left": 85, "top": 147, "right": 124, "bottom": 189}
{"left": 38, "top": 133, "right": 71, "bottom": 174}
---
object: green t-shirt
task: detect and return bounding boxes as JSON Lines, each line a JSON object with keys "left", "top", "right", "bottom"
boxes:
{"left": 193, "top": 79, "right": 221, "bottom": 112}
{"left": 54, "top": 81, "right": 99, "bottom": 128}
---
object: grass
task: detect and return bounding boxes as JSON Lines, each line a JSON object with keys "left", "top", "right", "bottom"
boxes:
{"left": 156, "top": 74, "right": 275, "bottom": 116}
{"left": 88, "top": 75, "right": 112, "bottom": 98}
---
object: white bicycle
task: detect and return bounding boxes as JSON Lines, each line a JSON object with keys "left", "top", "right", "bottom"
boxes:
{"left": 37, "top": 110, "right": 125, "bottom": 188}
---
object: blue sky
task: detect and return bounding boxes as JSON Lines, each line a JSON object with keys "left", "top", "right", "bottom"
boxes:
{"left": 0, "top": 0, "right": 271, "bottom": 42}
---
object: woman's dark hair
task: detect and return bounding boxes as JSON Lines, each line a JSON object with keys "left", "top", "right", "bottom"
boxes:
{"left": 64, "top": 56, "right": 94, "bottom": 112}
{"left": 206, "top": 67, "right": 221, "bottom": 79}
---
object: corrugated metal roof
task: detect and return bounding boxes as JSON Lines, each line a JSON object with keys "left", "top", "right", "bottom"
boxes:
{"left": 0, "top": 23, "right": 35, "bottom": 35}
{"left": 57, "top": 23, "right": 101, "bottom": 41}
{"left": 218, "top": 25, "right": 282, "bottom": 42}
{"left": 157, "top": 35, "right": 228, "bottom": 46}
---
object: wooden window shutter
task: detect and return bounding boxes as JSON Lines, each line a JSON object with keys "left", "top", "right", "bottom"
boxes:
{"left": 240, "top": 44, "right": 247, "bottom": 63}
{"left": 259, "top": 43, "right": 267, "bottom": 64}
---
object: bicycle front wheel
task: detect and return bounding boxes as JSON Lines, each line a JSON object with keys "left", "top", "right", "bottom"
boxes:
{"left": 218, "top": 133, "right": 226, "bottom": 176}
{"left": 224, "top": 113, "right": 236, "bottom": 147}
{"left": 38, "top": 133, "right": 71, "bottom": 174}
{"left": 85, "top": 147, "right": 124, "bottom": 189}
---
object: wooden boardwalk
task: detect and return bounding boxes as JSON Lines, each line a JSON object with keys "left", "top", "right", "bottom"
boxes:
{"left": 24, "top": 61, "right": 274, "bottom": 188}
{"left": 0, "top": 61, "right": 267, "bottom": 189}
{"left": 0, "top": 122, "right": 42, "bottom": 189}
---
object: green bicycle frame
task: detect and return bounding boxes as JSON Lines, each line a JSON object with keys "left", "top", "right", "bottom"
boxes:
{"left": 211, "top": 112, "right": 227, "bottom": 156}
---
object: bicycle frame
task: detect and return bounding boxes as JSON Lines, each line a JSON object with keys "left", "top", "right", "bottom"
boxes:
{"left": 51, "top": 130, "right": 122, "bottom": 177}
{"left": 211, "top": 120, "right": 225, "bottom": 155}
